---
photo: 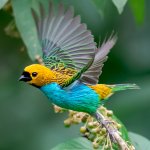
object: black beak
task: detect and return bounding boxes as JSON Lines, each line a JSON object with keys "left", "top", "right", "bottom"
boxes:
{"left": 19, "top": 71, "right": 32, "bottom": 82}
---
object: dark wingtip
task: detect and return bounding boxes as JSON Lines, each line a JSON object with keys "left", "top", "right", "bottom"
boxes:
{"left": 39, "top": 2, "right": 45, "bottom": 18}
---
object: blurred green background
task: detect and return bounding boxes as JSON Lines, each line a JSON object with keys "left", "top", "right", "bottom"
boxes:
{"left": 0, "top": 0, "right": 150, "bottom": 150}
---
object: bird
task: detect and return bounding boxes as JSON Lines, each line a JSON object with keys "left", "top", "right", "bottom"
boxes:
{"left": 19, "top": 2, "right": 138, "bottom": 138}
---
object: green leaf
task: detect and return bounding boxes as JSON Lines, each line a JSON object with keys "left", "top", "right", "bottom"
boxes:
{"left": 112, "top": 0, "right": 128, "bottom": 14}
{"left": 12, "top": 0, "right": 42, "bottom": 61}
{"left": 129, "top": 132, "right": 150, "bottom": 150}
{"left": 129, "top": 0, "right": 145, "bottom": 24}
{"left": 51, "top": 137, "right": 94, "bottom": 150}
{"left": 0, "top": 0, "right": 8, "bottom": 9}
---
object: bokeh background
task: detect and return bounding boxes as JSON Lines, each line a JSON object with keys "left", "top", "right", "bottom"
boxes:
{"left": 0, "top": 0, "right": 150, "bottom": 150}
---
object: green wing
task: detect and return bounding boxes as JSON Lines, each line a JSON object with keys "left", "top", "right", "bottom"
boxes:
{"left": 32, "top": 3, "right": 96, "bottom": 84}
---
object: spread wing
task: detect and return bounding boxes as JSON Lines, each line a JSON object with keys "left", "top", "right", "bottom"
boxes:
{"left": 80, "top": 35, "right": 117, "bottom": 85}
{"left": 32, "top": 3, "right": 96, "bottom": 86}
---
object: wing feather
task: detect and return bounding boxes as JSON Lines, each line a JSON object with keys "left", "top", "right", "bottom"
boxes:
{"left": 80, "top": 34, "right": 117, "bottom": 85}
{"left": 32, "top": 2, "right": 97, "bottom": 86}
{"left": 32, "top": 3, "right": 96, "bottom": 74}
{"left": 32, "top": 2, "right": 117, "bottom": 87}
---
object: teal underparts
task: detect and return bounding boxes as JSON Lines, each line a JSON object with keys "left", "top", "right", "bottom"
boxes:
{"left": 40, "top": 83, "right": 101, "bottom": 114}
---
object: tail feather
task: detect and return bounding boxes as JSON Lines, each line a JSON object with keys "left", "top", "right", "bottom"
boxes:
{"left": 107, "top": 84, "right": 140, "bottom": 92}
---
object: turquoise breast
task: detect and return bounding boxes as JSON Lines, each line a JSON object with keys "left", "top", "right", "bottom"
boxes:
{"left": 40, "top": 82, "right": 100, "bottom": 114}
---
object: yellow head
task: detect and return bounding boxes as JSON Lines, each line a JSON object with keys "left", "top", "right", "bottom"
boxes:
{"left": 19, "top": 64, "right": 57, "bottom": 87}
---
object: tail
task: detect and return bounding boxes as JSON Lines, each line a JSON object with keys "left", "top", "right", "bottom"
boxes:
{"left": 107, "top": 84, "right": 140, "bottom": 92}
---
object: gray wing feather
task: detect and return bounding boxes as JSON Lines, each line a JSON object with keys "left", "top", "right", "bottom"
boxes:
{"left": 32, "top": 3, "right": 96, "bottom": 71}
{"left": 80, "top": 35, "right": 117, "bottom": 85}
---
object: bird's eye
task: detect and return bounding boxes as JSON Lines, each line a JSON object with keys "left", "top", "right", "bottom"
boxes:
{"left": 32, "top": 72, "right": 38, "bottom": 77}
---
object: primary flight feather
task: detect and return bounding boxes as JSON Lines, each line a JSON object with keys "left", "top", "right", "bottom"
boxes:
{"left": 19, "top": 2, "right": 138, "bottom": 138}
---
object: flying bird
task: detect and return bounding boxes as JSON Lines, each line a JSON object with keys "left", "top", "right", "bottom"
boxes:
{"left": 19, "top": 3, "right": 138, "bottom": 138}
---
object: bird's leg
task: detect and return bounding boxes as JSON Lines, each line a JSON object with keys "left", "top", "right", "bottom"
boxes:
{"left": 94, "top": 111, "right": 117, "bottom": 143}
